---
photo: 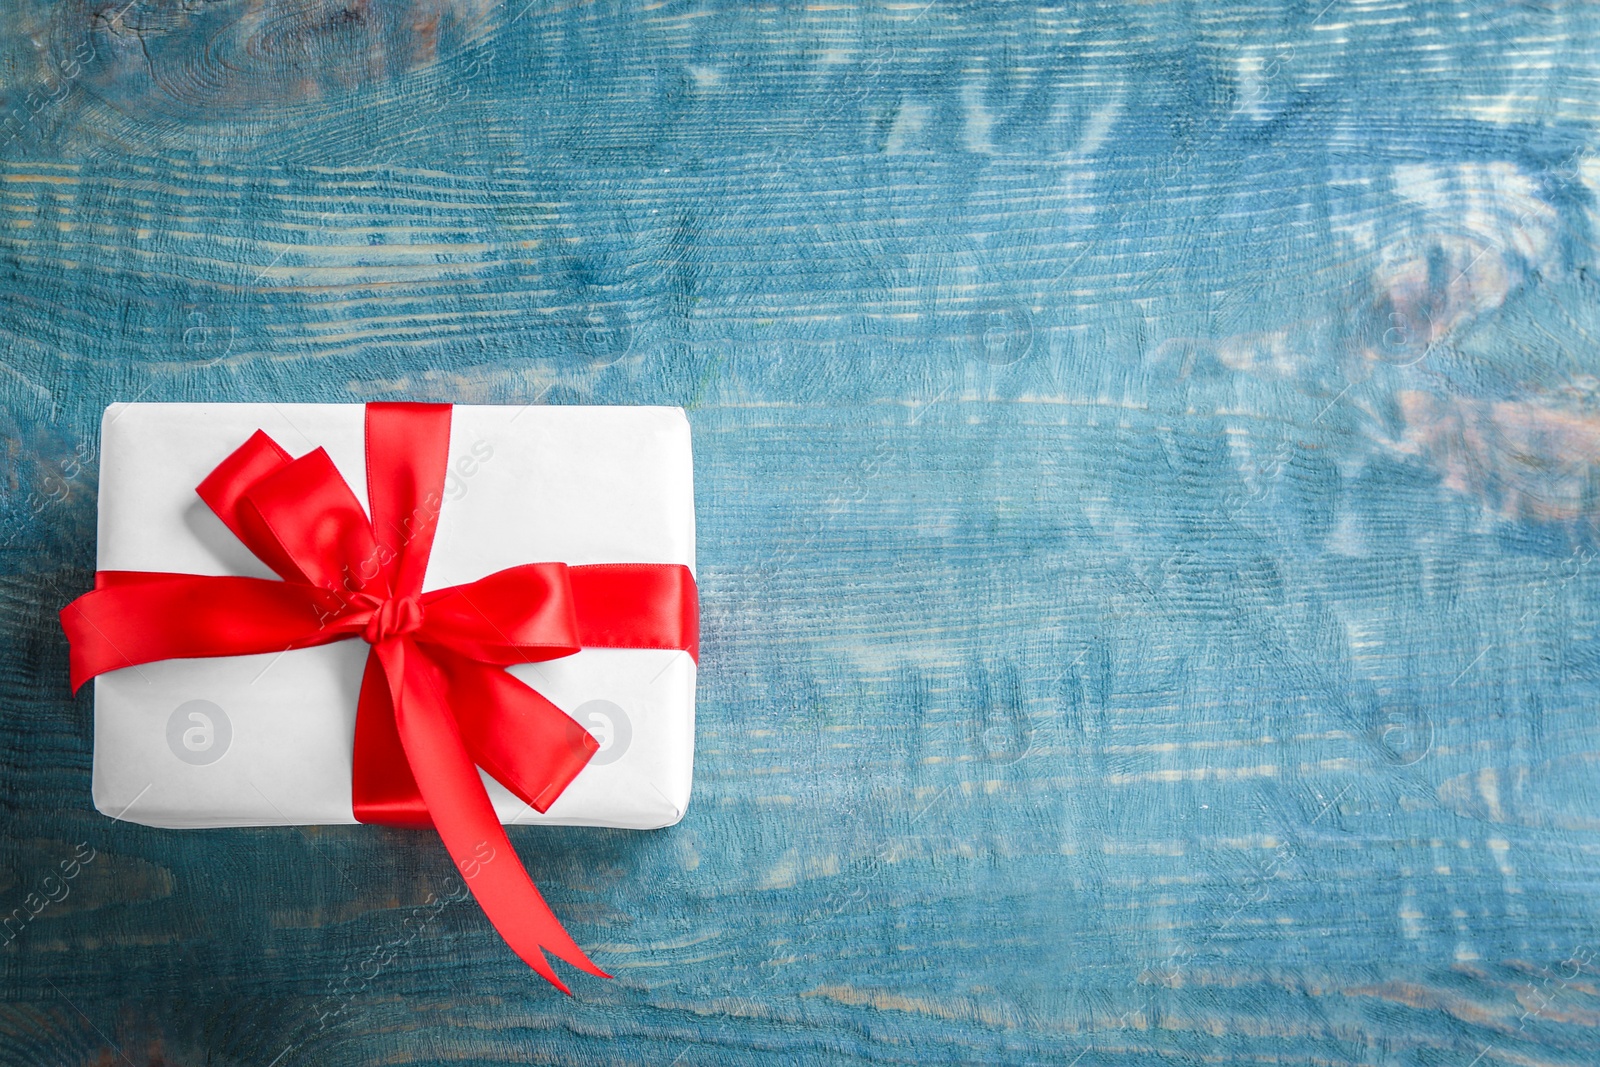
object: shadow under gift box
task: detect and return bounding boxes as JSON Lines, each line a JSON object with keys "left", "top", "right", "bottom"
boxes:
{"left": 88, "top": 403, "right": 696, "bottom": 831}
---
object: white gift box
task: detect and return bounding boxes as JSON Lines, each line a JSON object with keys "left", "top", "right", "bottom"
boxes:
{"left": 89, "top": 403, "right": 696, "bottom": 831}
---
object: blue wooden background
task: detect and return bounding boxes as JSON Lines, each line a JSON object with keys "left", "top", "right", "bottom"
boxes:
{"left": 3, "top": 0, "right": 1600, "bottom": 1063}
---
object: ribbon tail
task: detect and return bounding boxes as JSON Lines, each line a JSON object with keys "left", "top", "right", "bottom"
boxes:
{"left": 376, "top": 640, "right": 609, "bottom": 993}
{"left": 438, "top": 654, "right": 599, "bottom": 815}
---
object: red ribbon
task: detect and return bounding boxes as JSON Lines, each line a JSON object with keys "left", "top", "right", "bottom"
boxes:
{"left": 60, "top": 402, "right": 698, "bottom": 993}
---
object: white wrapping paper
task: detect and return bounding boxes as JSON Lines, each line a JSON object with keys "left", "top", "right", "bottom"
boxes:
{"left": 90, "top": 403, "right": 696, "bottom": 831}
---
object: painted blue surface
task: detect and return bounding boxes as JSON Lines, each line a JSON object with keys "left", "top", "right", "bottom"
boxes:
{"left": 2, "top": 0, "right": 1600, "bottom": 1063}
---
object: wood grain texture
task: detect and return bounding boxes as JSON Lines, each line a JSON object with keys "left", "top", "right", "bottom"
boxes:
{"left": 3, "top": 0, "right": 1600, "bottom": 1063}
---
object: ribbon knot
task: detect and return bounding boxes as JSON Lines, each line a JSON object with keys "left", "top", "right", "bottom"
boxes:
{"left": 361, "top": 594, "right": 423, "bottom": 645}
{"left": 60, "top": 402, "right": 699, "bottom": 995}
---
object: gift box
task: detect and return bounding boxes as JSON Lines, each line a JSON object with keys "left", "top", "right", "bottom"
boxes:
{"left": 83, "top": 400, "right": 696, "bottom": 829}
{"left": 62, "top": 402, "right": 699, "bottom": 990}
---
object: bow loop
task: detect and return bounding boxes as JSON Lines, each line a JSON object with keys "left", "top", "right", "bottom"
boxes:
{"left": 201, "top": 440, "right": 379, "bottom": 592}
{"left": 417, "top": 563, "right": 583, "bottom": 664}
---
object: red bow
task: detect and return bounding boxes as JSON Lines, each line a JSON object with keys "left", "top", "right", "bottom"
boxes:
{"left": 60, "top": 402, "right": 698, "bottom": 993}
